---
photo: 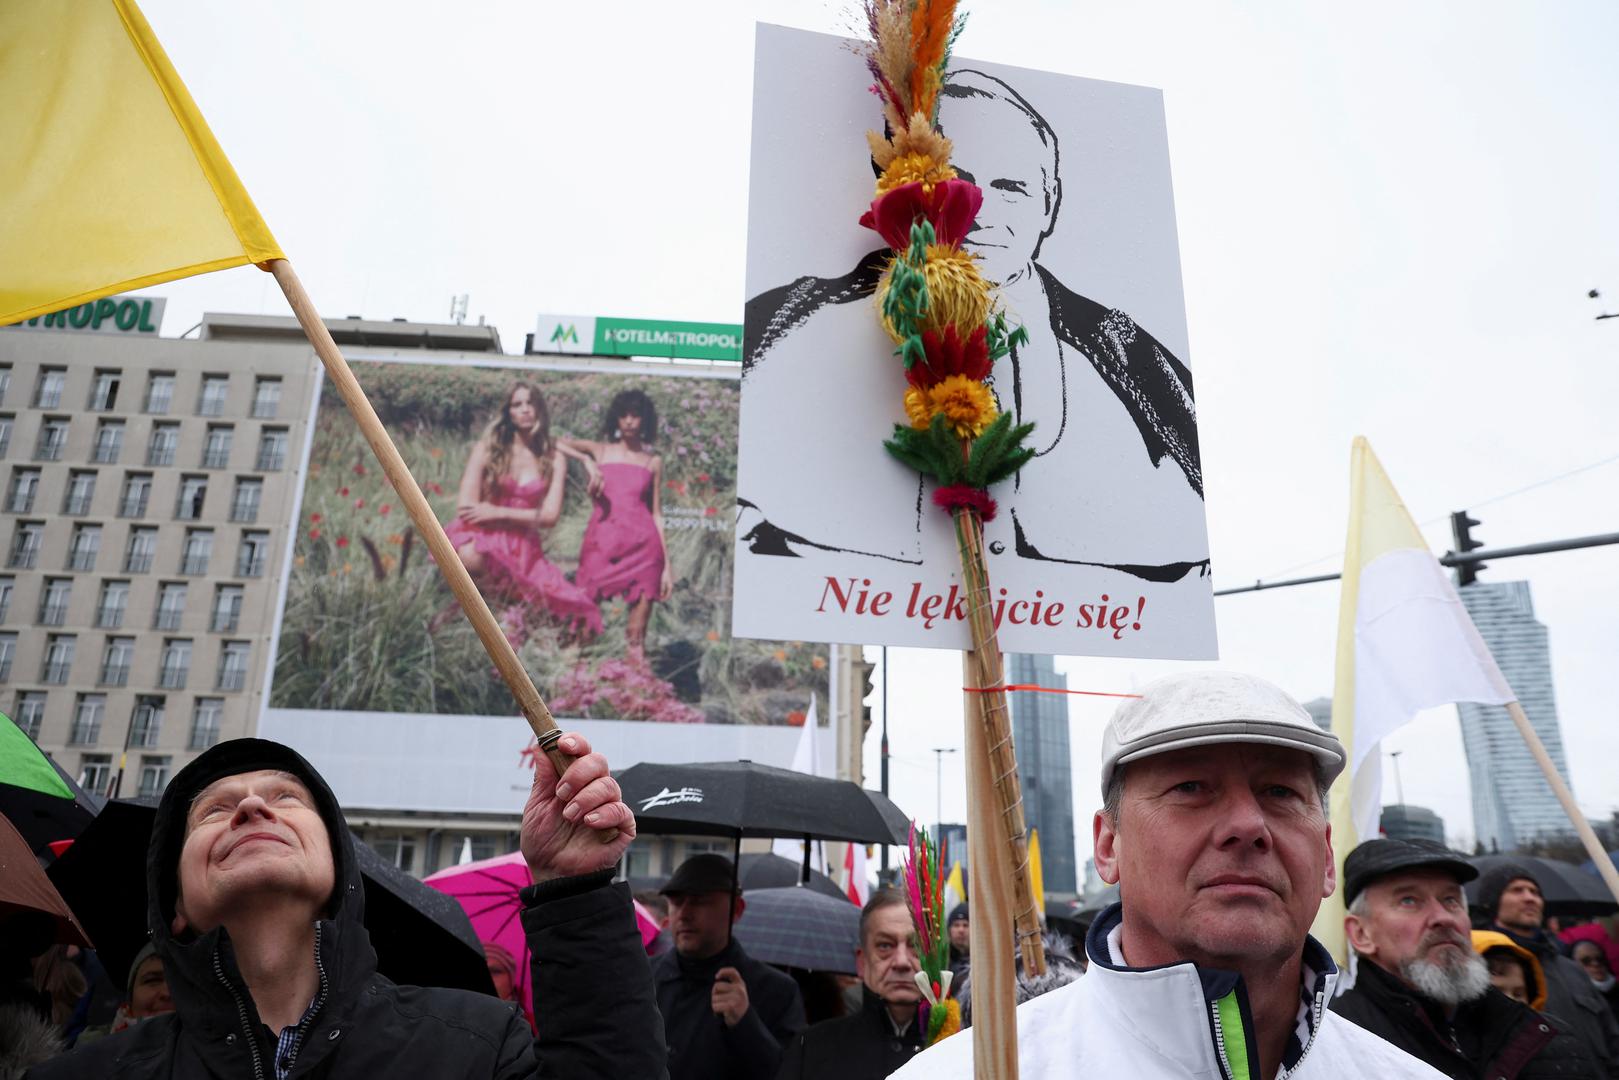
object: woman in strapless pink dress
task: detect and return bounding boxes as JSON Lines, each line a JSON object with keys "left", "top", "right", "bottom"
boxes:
{"left": 559, "top": 389, "right": 671, "bottom": 656}
{"left": 441, "top": 382, "right": 602, "bottom": 640}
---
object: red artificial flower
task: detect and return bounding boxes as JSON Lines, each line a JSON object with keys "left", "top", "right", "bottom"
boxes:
{"left": 336, "top": 536, "right": 350, "bottom": 549}
{"left": 309, "top": 512, "right": 323, "bottom": 524}
{"left": 858, "top": 178, "right": 983, "bottom": 251}
{"left": 932, "top": 483, "right": 998, "bottom": 522}
{"left": 354, "top": 498, "right": 365, "bottom": 510}
{"left": 379, "top": 503, "right": 392, "bottom": 516}
{"left": 352, "top": 463, "right": 367, "bottom": 476}
{"left": 309, "top": 528, "right": 322, "bottom": 541}
{"left": 338, "top": 487, "right": 350, "bottom": 497}
{"left": 703, "top": 506, "right": 717, "bottom": 517}
{"left": 906, "top": 324, "right": 992, "bottom": 389}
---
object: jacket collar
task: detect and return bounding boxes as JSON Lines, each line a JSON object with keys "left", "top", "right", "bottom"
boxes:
{"left": 1084, "top": 903, "right": 1338, "bottom": 1078}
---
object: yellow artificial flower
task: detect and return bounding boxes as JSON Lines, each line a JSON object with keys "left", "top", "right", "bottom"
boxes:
{"left": 928, "top": 375, "right": 998, "bottom": 438}
{"left": 904, "top": 386, "right": 934, "bottom": 430}
{"left": 877, "top": 152, "right": 957, "bottom": 194}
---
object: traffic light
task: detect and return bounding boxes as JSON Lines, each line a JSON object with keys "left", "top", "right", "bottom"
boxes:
{"left": 1450, "top": 510, "right": 1485, "bottom": 586}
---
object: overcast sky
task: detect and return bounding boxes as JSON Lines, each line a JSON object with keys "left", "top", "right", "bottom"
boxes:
{"left": 135, "top": 1, "right": 1619, "bottom": 878}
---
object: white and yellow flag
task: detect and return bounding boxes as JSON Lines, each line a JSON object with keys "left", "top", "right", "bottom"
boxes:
{"left": 1314, "top": 437, "right": 1514, "bottom": 957}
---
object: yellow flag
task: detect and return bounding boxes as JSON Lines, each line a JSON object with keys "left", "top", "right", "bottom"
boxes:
{"left": 0, "top": 0, "right": 283, "bottom": 325}
{"left": 1028, "top": 828, "right": 1046, "bottom": 918}
{"left": 943, "top": 860, "right": 965, "bottom": 914}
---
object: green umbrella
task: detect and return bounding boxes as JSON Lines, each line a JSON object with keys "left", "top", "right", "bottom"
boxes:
{"left": 0, "top": 712, "right": 100, "bottom": 854}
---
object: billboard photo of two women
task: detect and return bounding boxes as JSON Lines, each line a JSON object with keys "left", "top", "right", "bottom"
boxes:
{"left": 267, "top": 355, "right": 830, "bottom": 729}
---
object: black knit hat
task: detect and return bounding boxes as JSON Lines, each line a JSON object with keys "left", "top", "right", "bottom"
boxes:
{"left": 948, "top": 902, "right": 969, "bottom": 925}
{"left": 1475, "top": 862, "right": 1541, "bottom": 914}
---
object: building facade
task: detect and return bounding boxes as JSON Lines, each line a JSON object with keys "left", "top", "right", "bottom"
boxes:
{"left": 1007, "top": 653, "right": 1077, "bottom": 894}
{"left": 1456, "top": 581, "right": 1574, "bottom": 851}
{"left": 1381, "top": 803, "right": 1446, "bottom": 844}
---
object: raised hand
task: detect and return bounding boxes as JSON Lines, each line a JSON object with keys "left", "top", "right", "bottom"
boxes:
{"left": 521, "top": 732, "right": 635, "bottom": 883}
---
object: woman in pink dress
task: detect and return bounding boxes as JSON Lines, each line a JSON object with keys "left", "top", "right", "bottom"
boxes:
{"left": 441, "top": 382, "right": 602, "bottom": 640}
{"left": 559, "top": 389, "right": 671, "bottom": 656}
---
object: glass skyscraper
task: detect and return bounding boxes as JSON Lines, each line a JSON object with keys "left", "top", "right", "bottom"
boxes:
{"left": 1007, "top": 653, "right": 1077, "bottom": 894}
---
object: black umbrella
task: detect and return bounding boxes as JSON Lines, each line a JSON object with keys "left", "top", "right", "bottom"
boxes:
{"left": 1466, "top": 854, "right": 1618, "bottom": 918}
{"left": 48, "top": 799, "right": 494, "bottom": 994}
{"left": 615, "top": 761, "right": 909, "bottom": 846}
{"left": 0, "top": 714, "right": 103, "bottom": 854}
{"left": 733, "top": 886, "right": 861, "bottom": 974}
{"left": 736, "top": 853, "right": 845, "bottom": 900}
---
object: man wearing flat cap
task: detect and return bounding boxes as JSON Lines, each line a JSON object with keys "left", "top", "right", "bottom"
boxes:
{"left": 1331, "top": 838, "right": 1601, "bottom": 1078}
{"left": 1475, "top": 862, "right": 1619, "bottom": 1074}
{"left": 651, "top": 853, "right": 805, "bottom": 1080}
{"left": 895, "top": 670, "right": 1445, "bottom": 1078}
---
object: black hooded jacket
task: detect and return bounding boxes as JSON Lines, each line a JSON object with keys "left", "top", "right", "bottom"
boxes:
{"left": 1331, "top": 956, "right": 1600, "bottom": 1079}
{"left": 28, "top": 738, "right": 666, "bottom": 1079}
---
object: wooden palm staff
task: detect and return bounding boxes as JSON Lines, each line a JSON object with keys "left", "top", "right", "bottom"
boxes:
{"left": 271, "top": 259, "right": 612, "bottom": 840}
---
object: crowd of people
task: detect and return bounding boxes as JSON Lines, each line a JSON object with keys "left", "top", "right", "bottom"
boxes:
{"left": 6, "top": 672, "right": 1619, "bottom": 1079}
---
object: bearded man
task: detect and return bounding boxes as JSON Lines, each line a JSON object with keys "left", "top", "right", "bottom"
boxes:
{"left": 1331, "top": 838, "right": 1602, "bottom": 1079}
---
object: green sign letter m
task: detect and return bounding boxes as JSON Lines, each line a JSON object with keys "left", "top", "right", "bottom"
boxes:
{"left": 549, "top": 323, "right": 579, "bottom": 345}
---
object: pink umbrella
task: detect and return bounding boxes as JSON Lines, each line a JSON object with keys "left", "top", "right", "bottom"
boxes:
{"left": 424, "top": 852, "right": 662, "bottom": 1022}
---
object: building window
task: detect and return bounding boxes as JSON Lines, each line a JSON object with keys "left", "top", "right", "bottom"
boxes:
{"left": 120, "top": 472, "right": 153, "bottom": 518}
{"left": 96, "top": 580, "right": 130, "bottom": 629}
{"left": 93, "top": 420, "right": 124, "bottom": 464}
{"left": 7, "top": 467, "right": 41, "bottom": 513}
{"left": 144, "top": 372, "right": 175, "bottom": 414}
{"left": 256, "top": 428, "right": 288, "bottom": 472}
{"left": 34, "top": 368, "right": 66, "bottom": 409}
{"left": 89, "top": 370, "right": 122, "bottom": 411}
{"left": 154, "top": 582, "right": 187, "bottom": 631}
{"left": 77, "top": 753, "right": 111, "bottom": 795}
{"left": 211, "top": 585, "right": 244, "bottom": 633}
{"left": 236, "top": 531, "right": 270, "bottom": 577}
{"left": 42, "top": 634, "right": 75, "bottom": 684}
{"left": 131, "top": 696, "right": 164, "bottom": 747}
{"left": 180, "top": 529, "right": 213, "bottom": 576}
{"left": 123, "top": 527, "right": 158, "bottom": 574}
{"left": 100, "top": 636, "right": 134, "bottom": 687}
{"left": 0, "top": 414, "right": 11, "bottom": 458}
{"left": 159, "top": 639, "right": 191, "bottom": 689}
{"left": 67, "top": 524, "right": 101, "bottom": 571}
{"left": 63, "top": 470, "right": 97, "bottom": 516}
{"left": 189, "top": 697, "right": 224, "bottom": 750}
{"left": 71, "top": 694, "right": 106, "bottom": 745}
{"left": 33, "top": 417, "right": 69, "bottom": 462}
{"left": 230, "top": 478, "right": 262, "bottom": 523}
{"left": 0, "top": 366, "right": 9, "bottom": 404}
{"left": 373, "top": 835, "right": 417, "bottom": 874}
{"left": 16, "top": 692, "right": 47, "bottom": 740}
{"left": 175, "top": 475, "right": 207, "bottom": 520}
{"left": 0, "top": 632, "right": 15, "bottom": 682}
{"left": 251, "top": 377, "right": 282, "bottom": 419}
{"left": 146, "top": 422, "right": 178, "bottom": 467}
{"left": 37, "top": 578, "right": 71, "bottom": 627}
{"left": 202, "top": 425, "right": 233, "bottom": 469}
{"left": 217, "top": 640, "right": 250, "bottom": 691}
{"left": 197, "top": 375, "right": 229, "bottom": 418}
{"left": 0, "top": 577, "right": 12, "bottom": 622}
{"left": 9, "top": 522, "right": 44, "bottom": 569}
{"left": 137, "top": 755, "right": 172, "bottom": 798}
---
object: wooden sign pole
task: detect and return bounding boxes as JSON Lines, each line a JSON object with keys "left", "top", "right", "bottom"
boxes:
{"left": 1506, "top": 700, "right": 1619, "bottom": 904}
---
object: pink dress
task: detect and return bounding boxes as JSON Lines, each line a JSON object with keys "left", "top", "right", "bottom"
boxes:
{"left": 574, "top": 463, "right": 666, "bottom": 604}
{"left": 443, "top": 475, "right": 603, "bottom": 634}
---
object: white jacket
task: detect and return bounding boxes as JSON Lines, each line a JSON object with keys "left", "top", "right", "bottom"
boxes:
{"left": 891, "top": 906, "right": 1448, "bottom": 1080}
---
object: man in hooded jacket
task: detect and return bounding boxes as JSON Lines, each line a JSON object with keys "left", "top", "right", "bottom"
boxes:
{"left": 28, "top": 732, "right": 665, "bottom": 1079}
{"left": 1479, "top": 864, "right": 1619, "bottom": 1077}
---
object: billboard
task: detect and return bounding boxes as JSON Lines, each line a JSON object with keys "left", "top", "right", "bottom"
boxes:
{"left": 732, "top": 26, "right": 1216, "bottom": 659}
{"left": 263, "top": 354, "right": 829, "bottom": 811}
{"left": 533, "top": 314, "right": 743, "bottom": 362}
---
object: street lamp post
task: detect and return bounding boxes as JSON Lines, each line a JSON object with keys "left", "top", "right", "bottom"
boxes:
{"left": 932, "top": 746, "right": 958, "bottom": 841}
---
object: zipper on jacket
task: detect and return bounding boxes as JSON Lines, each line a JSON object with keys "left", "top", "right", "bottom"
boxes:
{"left": 1210, "top": 1000, "right": 1235, "bottom": 1080}
{"left": 1278, "top": 987, "right": 1327, "bottom": 1078}
{"left": 214, "top": 947, "right": 266, "bottom": 1080}
{"left": 280, "top": 923, "right": 331, "bottom": 1077}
